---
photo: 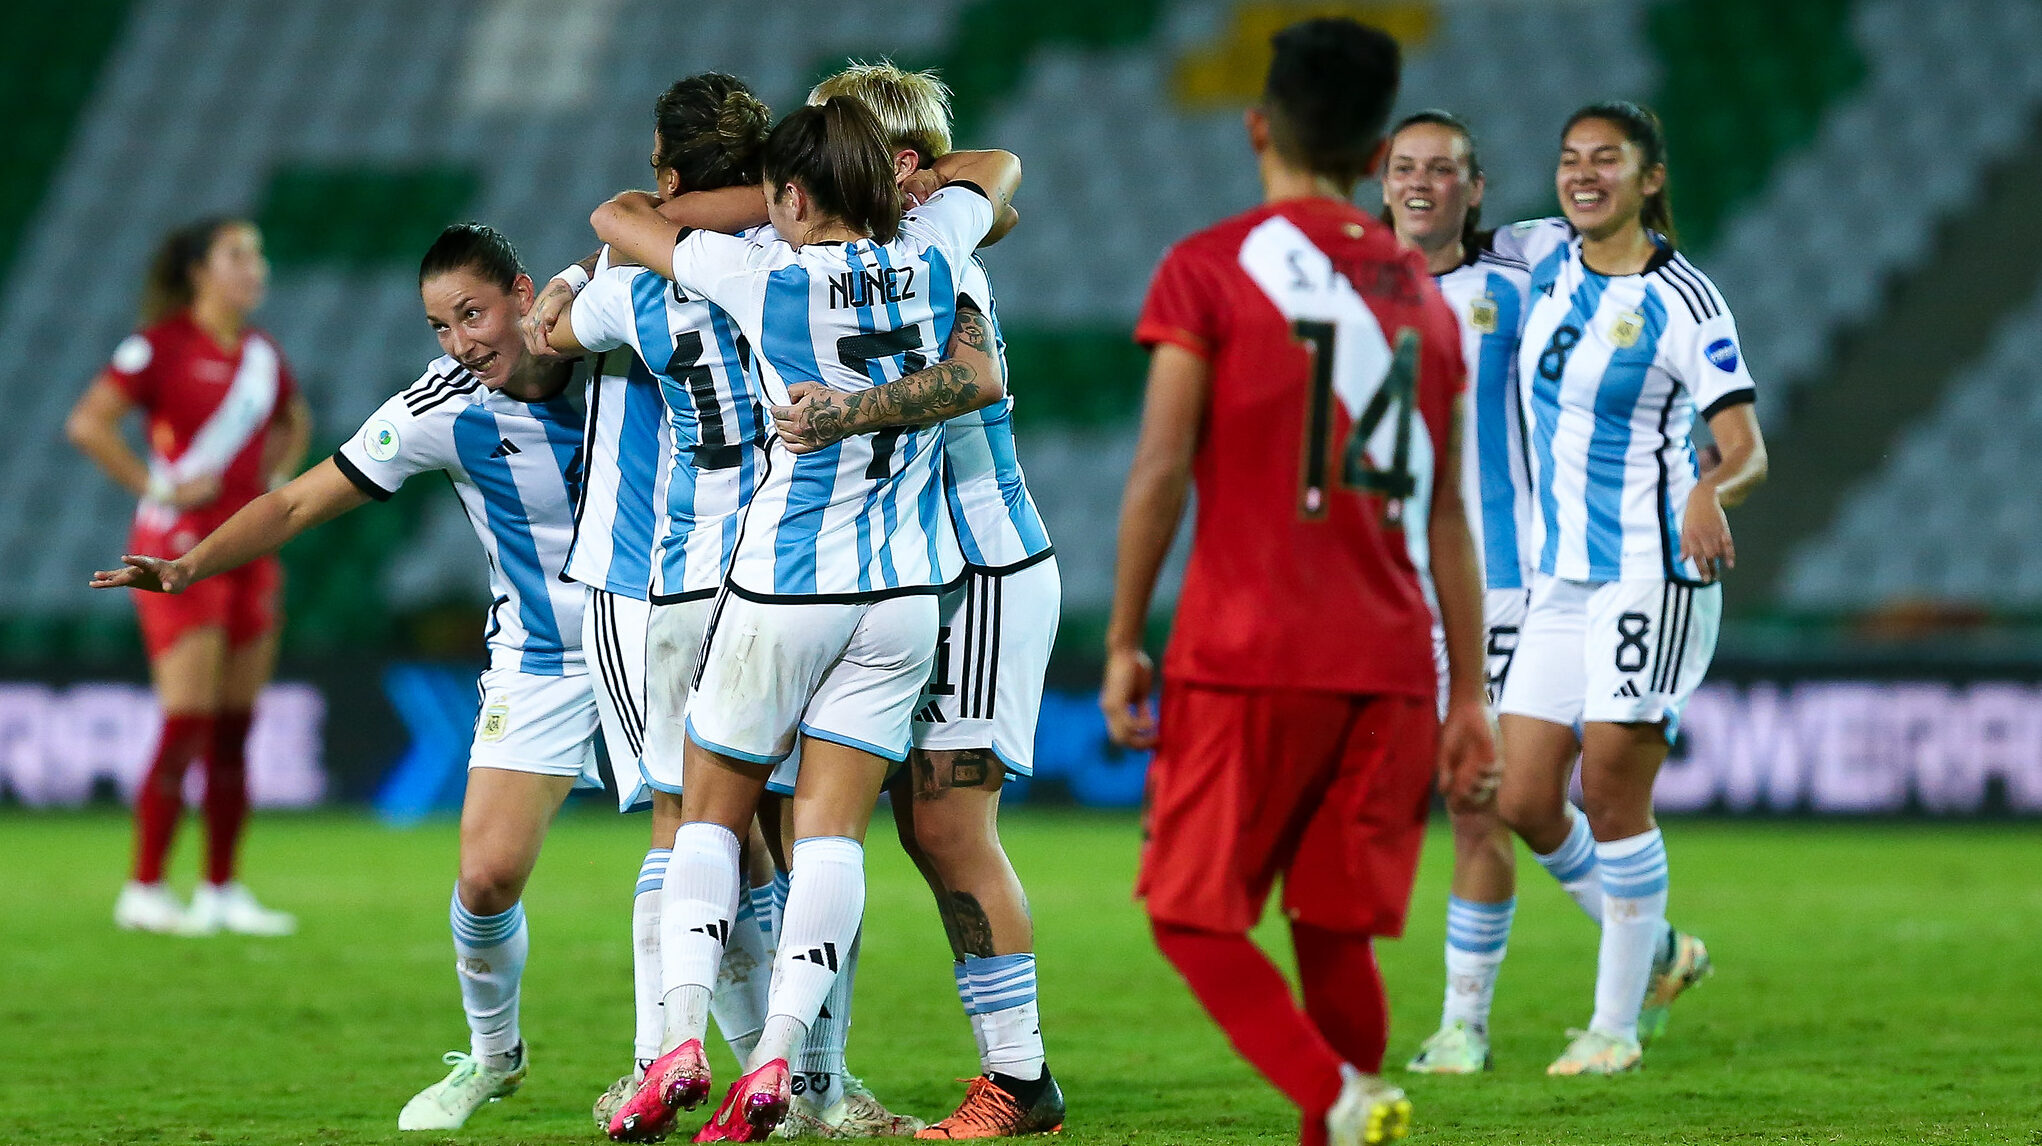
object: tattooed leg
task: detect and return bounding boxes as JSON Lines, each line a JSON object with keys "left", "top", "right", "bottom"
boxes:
{"left": 890, "top": 748, "right": 1033, "bottom": 958}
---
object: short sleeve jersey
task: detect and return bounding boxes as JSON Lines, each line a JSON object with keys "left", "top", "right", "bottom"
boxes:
{"left": 334, "top": 357, "right": 587, "bottom": 675}
{"left": 1434, "top": 238, "right": 1535, "bottom": 592}
{"left": 663, "top": 186, "right": 993, "bottom": 600}
{"left": 566, "top": 252, "right": 763, "bottom": 602}
{"left": 941, "top": 256, "right": 1052, "bottom": 571}
{"left": 1135, "top": 198, "right": 1466, "bottom": 698}
{"left": 104, "top": 311, "right": 298, "bottom": 538}
{"left": 1509, "top": 220, "right": 1757, "bottom": 583}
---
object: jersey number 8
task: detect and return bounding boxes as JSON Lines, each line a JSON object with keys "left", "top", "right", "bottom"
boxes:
{"left": 1297, "top": 320, "right": 1420, "bottom": 527}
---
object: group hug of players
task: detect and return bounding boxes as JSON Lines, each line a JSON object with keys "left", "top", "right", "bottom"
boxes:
{"left": 80, "top": 15, "right": 1766, "bottom": 1146}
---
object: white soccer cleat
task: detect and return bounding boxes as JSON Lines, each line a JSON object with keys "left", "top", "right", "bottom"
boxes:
{"left": 1404, "top": 1020, "right": 1492, "bottom": 1074}
{"left": 399, "top": 1046, "right": 528, "bottom": 1130}
{"left": 773, "top": 1074, "right": 925, "bottom": 1138}
{"left": 184, "top": 882, "right": 297, "bottom": 936}
{"left": 1545, "top": 1028, "right": 1642, "bottom": 1076}
{"left": 593, "top": 1070, "right": 642, "bottom": 1131}
{"left": 1326, "top": 1068, "right": 1411, "bottom": 1146}
{"left": 114, "top": 881, "right": 189, "bottom": 934}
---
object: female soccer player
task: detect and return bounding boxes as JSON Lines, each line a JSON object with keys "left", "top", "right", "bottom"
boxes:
{"left": 95, "top": 224, "right": 604, "bottom": 1130}
{"left": 1106, "top": 20, "right": 1497, "bottom": 1146}
{"left": 1493, "top": 102, "right": 1766, "bottom": 1075}
{"left": 67, "top": 217, "right": 310, "bottom": 937}
{"left": 588, "top": 100, "right": 1019, "bottom": 1142}
{"left": 1377, "top": 112, "right": 1537, "bottom": 1074}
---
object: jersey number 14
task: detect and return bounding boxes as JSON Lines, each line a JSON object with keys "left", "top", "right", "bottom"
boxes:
{"left": 1297, "top": 320, "right": 1421, "bottom": 527}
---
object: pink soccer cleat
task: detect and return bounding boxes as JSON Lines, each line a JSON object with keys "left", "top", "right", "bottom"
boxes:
{"left": 693, "top": 1059, "right": 791, "bottom": 1143}
{"left": 608, "top": 1039, "right": 713, "bottom": 1142}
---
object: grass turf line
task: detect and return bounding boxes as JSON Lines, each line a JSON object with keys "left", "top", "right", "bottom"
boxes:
{"left": 0, "top": 810, "right": 2035, "bottom": 1144}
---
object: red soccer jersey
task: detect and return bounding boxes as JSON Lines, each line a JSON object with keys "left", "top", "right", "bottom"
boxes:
{"left": 104, "top": 311, "right": 297, "bottom": 541}
{"left": 1135, "top": 197, "right": 1466, "bottom": 698}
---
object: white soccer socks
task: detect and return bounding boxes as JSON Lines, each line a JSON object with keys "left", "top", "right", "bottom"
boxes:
{"left": 450, "top": 890, "right": 528, "bottom": 1067}
{"left": 1589, "top": 829, "right": 1670, "bottom": 1043}
{"left": 633, "top": 849, "right": 670, "bottom": 1067}
{"left": 660, "top": 822, "right": 743, "bottom": 1052}
{"left": 752, "top": 836, "right": 866, "bottom": 1070}
{"left": 792, "top": 927, "right": 861, "bottom": 1109}
{"left": 1441, "top": 897, "right": 1515, "bottom": 1033}
{"left": 961, "top": 953, "right": 1047, "bottom": 1081}
{"left": 711, "top": 891, "right": 772, "bottom": 1065}
{"left": 1533, "top": 805, "right": 1605, "bottom": 923}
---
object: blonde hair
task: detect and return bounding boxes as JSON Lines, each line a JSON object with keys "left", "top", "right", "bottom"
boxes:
{"left": 808, "top": 60, "right": 953, "bottom": 162}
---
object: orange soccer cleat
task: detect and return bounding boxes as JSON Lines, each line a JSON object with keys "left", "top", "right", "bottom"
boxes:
{"left": 916, "top": 1073, "right": 1065, "bottom": 1139}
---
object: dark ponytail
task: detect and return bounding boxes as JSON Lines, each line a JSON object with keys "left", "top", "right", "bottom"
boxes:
{"left": 1379, "top": 109, "right": 1485, "bottom": 252}
{"left": 762, "top": 96, "right": 903, "bottom": 243}
{"left": 140, "top": 216, "right": 241, "bottom": 325}
{"left": 418, "top": 223, "right": 524, "bottom": 291}
{"left": 654, "top": 73, "right": 771, "bottom": 192}
{"left": 1563, "top": 100, "right": 1677, "bottom": 247}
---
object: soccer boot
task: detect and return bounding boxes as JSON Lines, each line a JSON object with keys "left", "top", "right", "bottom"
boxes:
{"left": 696, "top": 1058, "right": 793, "bottom": 1142}
{"left": 184, "top": 882, "right": 297, "bottom": 936}
{"left": 596, "top": 1069, "right": 645, "bottom": 1132}
{"left": 773, "top": 1074, "right": 925, "bottom": 1138}
{"left": 1326, "top": 1069, "right": 1411, "bottom": 1146}
{"left": 1404, "top": 1020, "right": 1492, "bottom": 1074}
{"left": 611, "top": 1039, "right": 713, "bottom": 1142}
{"left": 397, "top": 1044, "right": 527, "bottom": 1130}
{"left": 916, "top": 1070, "right": 1065, "bottom": 1139}
{"left": 1638, "top": 930, "right": 1712, "bottom": 1044}
{"left": 113, "top": 881, "right": 188, "bottom": 934}
{"left": 1545, "top": 1029, "right": 1642, "bottom": 1076}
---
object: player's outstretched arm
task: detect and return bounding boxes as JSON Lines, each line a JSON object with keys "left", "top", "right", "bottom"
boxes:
{"left": 769, "top": 304, "right": 1004, "bottom": 452}
{"left": 926, "top": 149, "right": 1022, "bottom": 217}
{"left": 590, "top": 186, "right": 770, "bottom": 284}
{"left": 1101, "top": 342, "right": 1208, "bottom": 750}
{"left": 1429, "top": 394, "right": 1501, "bottom": 808}
{"left": 90, "top": 458, "right": 371, "bottom": 594}
{"left": 263, "top": 394, "right": 314, "bottom": 488}
{"left": 1681, "top": 403, "right": 1767, "bottom": 582}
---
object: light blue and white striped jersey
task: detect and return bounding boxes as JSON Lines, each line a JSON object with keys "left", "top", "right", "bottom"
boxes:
{"left": 664, "top": 185, "right": 992, "bottom": 599}
{"left": 568, "top": 255, "right": 763, "bottom": 601}
{"left": 335, "top": 356, "right": 586, "bottom": 674}
{"left": 1436, "top": 241, "right": 1534, "bottom": 591}
{"left": 944, "top": 257, "right": 1052, "bottom": 571}
{"left": 561, "top": 316, "right": 672, "bottom": 599}
{"left": 1504, "top": 218, "right": 1757, "bottom": 582}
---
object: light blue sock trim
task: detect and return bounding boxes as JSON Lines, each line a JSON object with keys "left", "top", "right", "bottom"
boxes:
{"left": 1597, "top": 832, "right": 1669, "bottom": 899}
{"left": 951, "top": 961, "right": 975, "bottom": 1011}
{"left": 1536, "top": 807, "right": 1598, "bottom": 885}
{"left": 1445, "top": 896, "right": 1516, "bottom": 956}
{"left": 961, "top": 953, "right": 1036, "bottom": 1015}
{"left": 451, "top": 890, "right": 525, "bottom": 948}
{"left": 636, "top": 848, "right": 671, "bottom": 897}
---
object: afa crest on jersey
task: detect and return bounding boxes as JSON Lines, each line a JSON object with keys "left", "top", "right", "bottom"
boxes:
{"left": 1468, "top": 293, "right": 1498, "bottom": 334}
{"left": 1610, "top": 310, "right": 1645, "bottom": 349}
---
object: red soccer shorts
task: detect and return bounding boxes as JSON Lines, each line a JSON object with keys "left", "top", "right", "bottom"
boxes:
{"left": 1137, "top": 683, "right": 1435, "bottom": 936}
{"left": 134, "top": 555, "right": 281, "bottom": 658}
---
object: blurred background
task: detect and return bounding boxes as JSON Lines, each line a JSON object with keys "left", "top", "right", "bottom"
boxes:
{"left": 4, "top": 0, "right": 2040, "bottom": 819}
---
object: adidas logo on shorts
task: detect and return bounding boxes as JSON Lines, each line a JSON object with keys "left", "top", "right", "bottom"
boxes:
{"left": 1613, "top": 680, "right": 1642, "bottom": 699}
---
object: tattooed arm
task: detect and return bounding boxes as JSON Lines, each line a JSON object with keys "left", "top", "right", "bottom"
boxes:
{"left": 770, "top": 304, "right": 1005, "bottom": 454}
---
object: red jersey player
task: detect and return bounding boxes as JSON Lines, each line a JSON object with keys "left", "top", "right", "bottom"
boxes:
{"left": 67, "top": 217, "right": 309, "bottom": 936}
{"left": 1102, "top": 19, "right": 1498, "bottom": 1146}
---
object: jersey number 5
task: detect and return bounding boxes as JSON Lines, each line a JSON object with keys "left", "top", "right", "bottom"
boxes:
{"left": 1297, "top": 320, "right": 1420, "bottom": 526}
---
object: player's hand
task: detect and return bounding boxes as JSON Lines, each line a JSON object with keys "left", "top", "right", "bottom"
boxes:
{"left": 1436, "top": 695, "right": 1501, "bottom": 811}
{"left": 770, "top": 382, "right": 849, "bottom": 454}
{"left": 91, "top": 554, "right": 191, "bottom": 594}
{"left": 1679, "top": 485, "right": 1734, "bottom": 583}
{"left": 1100, "top": 646, "right": 1159, "bottom": 750}
{"left": 902, "top": 169, "right": 942, "bottom": 209}
{"left": 520, "top": 277, "right": 576, "bottom": 358}
{"left": 169, "top": 474, "right": 221, "bottom": 510}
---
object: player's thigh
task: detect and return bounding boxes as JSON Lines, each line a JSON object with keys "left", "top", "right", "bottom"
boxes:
{"left": 219, "top": 629, "right": 280, "bottom": 713}
{"left": 459, "top": 765, "right": 577, "bottom": 902}
{"left": 912, "top": 558, "right": 1061, "bottom": 775}
{"left": 146, "top": 624, "right": 229, "bottom": 714}
{"left": 1285, "top": 694, "right": 1437, "bottom": 936}
{"left": 687, "top": 594, "right": 863, "bottom": 765}
{"left": 586, "top": 586, "right": 654, "bottom": 812}
{"left": 1496, "top": 573, "right": 1592, "bottom": 728}
{"left": 788, "top": 735, "right": 893, "bottom": 843}
{"left": 800, "top": 593, "right": 939, "bottom": 767}
{"left": 644, "top": 594, "right": 714, "bottom": 793}
{"left": 900, "top": 749, "right": 1004, "bottom": 863}
{"left": 1578, "top": 720, "right": 1672, "bottom": 837}
{"left": 1580, "top": 579, "right": 1722, "bottom": 738}
{"left": 1138, "top": 684, "right": 1351, "bottom": 934}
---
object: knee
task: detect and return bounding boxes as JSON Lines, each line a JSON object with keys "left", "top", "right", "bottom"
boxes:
{"left": 1497, "top": 785, "right": 1567, "bottom": 851}
{"left": 456, "top": 857, "right": 526, "bottom": 916}
{"left": 1447, "top": 806, "right": 1512, "bottom": 862}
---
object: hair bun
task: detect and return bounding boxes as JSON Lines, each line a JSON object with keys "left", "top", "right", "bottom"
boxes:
{"left": 717, "top": 91, "right": 770, "bottom": 146}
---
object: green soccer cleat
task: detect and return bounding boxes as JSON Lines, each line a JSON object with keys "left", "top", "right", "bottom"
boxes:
{"left": 1638, "top": 930, "right": 1712, "bottom": 1044}
{"left": 1326, "top": 1069, "right": 1411, "bottom": 1145}
{"left": 397, "top": 1045, "right": 527, "bottom": 1130}
{"left": 1545, "top": 1029, "right": 1641, "bottom": 1077}
{"left": 1404, "top": 1020, "right": 1492, "bottom": 1074}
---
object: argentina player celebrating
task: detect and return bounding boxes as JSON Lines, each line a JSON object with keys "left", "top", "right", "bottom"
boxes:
{"left": 1376, "top": 111, "right": 1537, "bottom": 1076}
{"left": 590, "top": 100, "right": 1021, "bottom": 1141}
{"left": 1491, "top": 103, "right": 1768, "bottom": 1075}
{"left": 95, "top": 225, "right": 607, "bottom": 1129}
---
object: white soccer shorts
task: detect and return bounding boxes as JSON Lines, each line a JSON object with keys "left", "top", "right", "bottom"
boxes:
{"left": 586, "top": 585, "right": 653, "bottom": 811}
{"left": 468, "top": 663, "right": 602, "bottom": 784}
{"left": 911, "top": 556, "right": 1061, "bottom": 775}
{"left": 1498, "top": 574, "right": 1721, "bottom": 740}
{"left": 685, "top": 591, "right": 939, "bottom": 768}
{"left": 1432, "top": 585, "right": 1534, "bottom": 716}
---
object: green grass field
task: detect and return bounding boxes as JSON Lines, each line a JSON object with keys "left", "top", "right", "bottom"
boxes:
{"left": 2, "top": 809, "right": 2037, "bottom": 1145}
